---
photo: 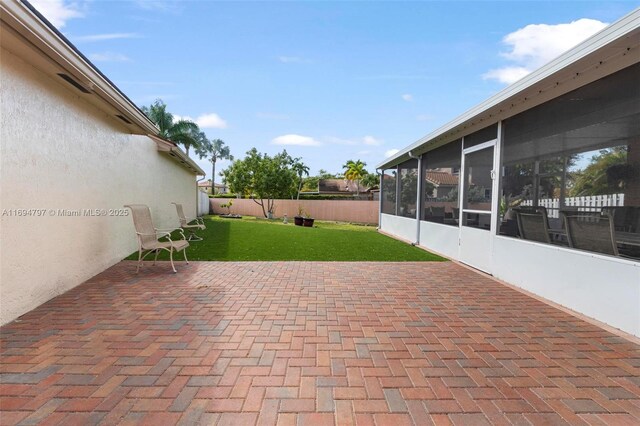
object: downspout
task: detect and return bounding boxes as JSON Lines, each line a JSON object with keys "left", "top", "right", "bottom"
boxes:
{"left": 408, "top": 151, "right": 421, "bottom": 246}
{"left": 377, "top": 169, "right": 382, "bottom": 229}
{"left": 197, "top": 174, "right": 206, "bottom": 216}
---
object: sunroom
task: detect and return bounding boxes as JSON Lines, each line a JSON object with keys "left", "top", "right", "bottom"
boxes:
{"left": 377, "top": 9, "right": 640, "bottom": 337}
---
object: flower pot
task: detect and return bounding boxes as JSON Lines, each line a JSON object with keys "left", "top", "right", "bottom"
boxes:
{"left": 294, "top": 216, "right": 304, "bottom": 226}
{"left": 303, "top": 218, "right": 315, "bottom": 227}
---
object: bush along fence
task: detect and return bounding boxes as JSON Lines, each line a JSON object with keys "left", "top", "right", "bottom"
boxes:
{"left": 210, "top": 198, "right": 379, "bottom": 225}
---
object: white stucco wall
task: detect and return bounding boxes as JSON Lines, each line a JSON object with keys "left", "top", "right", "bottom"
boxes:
{"left": 380, "top": 214, "right": 417, "bottom": 243}
{"left": 492, "top": 236, "right": 640, "bottom": 337}
{"left": 0, "top": 47, "right": 198, "bottom": 325}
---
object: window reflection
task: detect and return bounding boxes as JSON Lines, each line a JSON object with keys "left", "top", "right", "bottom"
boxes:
{"left": 398, "top": 160, "right": 418, "bottom": 218}
{"left": 500, "top": 63, "right": 639, "bottom": 260}
{"left": 422, "top": 140, "right": 461, "bottom": 226}
{"left": 381, "top": 169, "right": 397, "bottom": 215}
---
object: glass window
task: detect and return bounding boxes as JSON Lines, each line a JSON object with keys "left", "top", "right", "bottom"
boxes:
{"left": 398, "top": 160, "right": 419, "bottom": 218}
{"left": 500, "top": 62, "right": 640, "bottom": 260}
{"left": 422, "top": 140, "right": 461, "bottom": 225}
{"left": 381, "top": 168, "right": 397, "bottom": 215}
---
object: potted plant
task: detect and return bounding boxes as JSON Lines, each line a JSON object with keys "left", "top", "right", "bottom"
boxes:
{"left": 303, "top": 211, "right": 315, "bottom": 227}
{"left": 294, "top": 206, "right": 304, "bottom": 226}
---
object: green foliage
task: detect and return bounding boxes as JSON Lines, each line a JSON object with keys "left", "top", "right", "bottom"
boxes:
{"left": 570, "top": 147, "right": 629, "bottom": 196}
{"left": 211, "top": 194, "right": 239, "bottom": 199}
{"left": 291, "top": 158, "right": 310, "bottom": 200}
{"left": 301, "top": 176, "right": 320, "bottom": 192}
{"left": 219, "top": 200, "right": 234, "bottom": 214}
{"left": 361, "top": 172, "right": 380, "bottom": 190}
{"left": 142, "top": 99, "right": 202, "bottom": 155}
{"left": 127, "top": 216, "right": 446, "bottom": 262}
{"left": 317, "top": 169, "right": 341, "bottom": 179}
{"left": 222, "top": 148, "right": 298, "bottom": 217}
{"left": 196, "top": 138, "right": 233, "bottom": 193}
{"left": 343, "top": 159, "right": 367, "bottom": 195}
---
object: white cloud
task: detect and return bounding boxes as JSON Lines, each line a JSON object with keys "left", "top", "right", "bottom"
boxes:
{"left": 483, "top": 18, "right": 608, "bottom": 85}
{"left": 272, "top": 134, "right": 322, "bottom": 147}
{"left": 385, "top": 149, "right": 400, "bottom": 158}
{"left": 402, "top": 94, "right": 413, "bottom": 102}
{"left": 173, "top": 113, "right": 227, "bottom": 129}
{"left": 88, "top": 52, "right": 131, "bottom": 62}
{"left": 362, "top": 136, "right": 382, "bottom": 146}
{"left": 196, "top": 113, "right": 227, "bottom": 129}
{"left": 29, "top": 0, "right": 84, "bottom": 28}
{"left": 74, "top": 33, "right": 140, "bottom": 42}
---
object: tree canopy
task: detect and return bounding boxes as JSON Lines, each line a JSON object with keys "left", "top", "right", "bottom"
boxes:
{"left": 343, "top": 159, "right": 368, "bottom": 196}
{"left": 222, "top": 148, "right": 302, "bottom": 218}
{"left": 196, "top": 138, "right": 233, "bottom": 192}
{"left": 141, "top": 99, "right": 202, "bottom": 155}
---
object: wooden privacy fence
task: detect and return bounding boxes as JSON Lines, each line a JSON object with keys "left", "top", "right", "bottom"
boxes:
{"left": 210, "top": 198, "right": 379, "bottom": 224}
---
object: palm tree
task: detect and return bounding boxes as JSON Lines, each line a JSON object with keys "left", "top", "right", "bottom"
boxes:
{"left": 291, "top": 158, "right": 310, "bottom": 200}
{"left": 343, "top": 160, "right": 367, "bottom": 196}
{"left": 196, "top": 138, "right": 233, "bottom": 194}
{"left": 142, "top": 99, "right": 202, "bottom": 155}
{"left": 361, "top": 171, "right": 380, "bottom": 190}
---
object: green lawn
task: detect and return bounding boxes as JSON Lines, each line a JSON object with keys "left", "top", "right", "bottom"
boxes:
{"left": 127, "top": 216, "right": 446, "bottom": 262}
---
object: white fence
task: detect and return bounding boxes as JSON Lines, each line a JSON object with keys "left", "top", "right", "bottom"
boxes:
{"left": 522, "top": 193, "right": 625, "bottom": 218}
{"left": 197, "top": 190, "right": 210, "bottom": 216}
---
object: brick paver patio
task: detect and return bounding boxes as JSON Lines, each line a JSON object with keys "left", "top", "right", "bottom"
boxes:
{"left": 1, "top": 261, "right": 639, "bottom": 425}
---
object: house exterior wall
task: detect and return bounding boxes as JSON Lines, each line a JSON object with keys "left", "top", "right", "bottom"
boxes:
{"left": 491, "top": 237, "right": 640, "bottom": 337}
{"left": 0, "top": 47, "right": 197, "bottom": 325}
{"left": 380, "top": 214, "right": 416, "bottom": 242}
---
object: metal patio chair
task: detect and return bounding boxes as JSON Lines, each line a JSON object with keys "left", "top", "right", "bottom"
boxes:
{"left": 562, "top": 211, "right": 618, "bottom": 256}
{"left": 172, "top": 202, "right": 206, "bottom": 241}
{"left": 514, "top": 206, "right": 551, "bottom": 244}
{"left": 125, "top": 204, "right": 189, "bottom": 273}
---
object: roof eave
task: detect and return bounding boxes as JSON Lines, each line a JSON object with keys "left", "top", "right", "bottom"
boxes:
{"left": 1, "top": 0, "right": 158, "bottom": 135}
{"left": 149, "top": 134, "right": 206, "bottom": 176}
{"left": 377, "top": 8, "right": 640, "bottom": 169}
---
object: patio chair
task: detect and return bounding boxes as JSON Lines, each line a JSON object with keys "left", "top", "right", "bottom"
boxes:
{"left": 172, "top": 202, "right": 206, "bottom": 241}
{"left": 514, "top": 206, "right": 551, "bottom": 244}
{"left": 125, "top": 204, "right": 189, "bottom": 273}
{"left": 562, "top": 211, "right": 618, "bottom": 256}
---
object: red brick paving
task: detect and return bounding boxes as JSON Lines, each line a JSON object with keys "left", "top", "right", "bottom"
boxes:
{"left": 1, "top": 261, "right": 639, "bottom": 425}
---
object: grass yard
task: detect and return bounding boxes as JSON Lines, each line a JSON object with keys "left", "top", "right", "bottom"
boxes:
{"left": 127, "top": 216, "right": 446, "bottom": 261}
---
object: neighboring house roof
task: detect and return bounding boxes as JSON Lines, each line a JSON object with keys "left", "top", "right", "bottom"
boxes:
{"left": 377, "top": 8, "right": 640, "bottom": 169}
{"left": 318, "top": 179, "right": 368, "bottom": 194}
{"left": 425, "top": 171, "right": 459, "bottom": 186}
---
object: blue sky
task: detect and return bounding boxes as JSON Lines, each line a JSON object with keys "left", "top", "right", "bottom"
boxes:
{"left": 32, "top": 0, "right": 638, "bottom": 180}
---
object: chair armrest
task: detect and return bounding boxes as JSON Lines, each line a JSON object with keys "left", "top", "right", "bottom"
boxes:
{"left": 155, "top": 227, "right": 187, "bottom": 241}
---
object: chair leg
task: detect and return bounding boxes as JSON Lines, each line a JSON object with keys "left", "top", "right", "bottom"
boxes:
{"left": 153, "top": 250, "right": 160, "bottom": 265}
{"left": 183, "top": 248, "right": 189, "bottom": 265}
{"left": 187, "top": 231, "right": 203, "bottom": 241}
{"left": 136, "top": 249, "right": 142, "bottom": 273}
{"left": 169, "top": 249, "right": 177, "bottom": 273}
